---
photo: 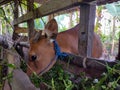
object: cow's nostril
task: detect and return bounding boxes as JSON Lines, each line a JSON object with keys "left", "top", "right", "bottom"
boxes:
{"left": 31, "top": 55, "right": 37, "bottom": 61}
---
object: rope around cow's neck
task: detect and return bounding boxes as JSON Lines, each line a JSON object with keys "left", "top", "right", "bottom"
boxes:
{"left": 38, "top": 39, "right": 69, "bottom": 75}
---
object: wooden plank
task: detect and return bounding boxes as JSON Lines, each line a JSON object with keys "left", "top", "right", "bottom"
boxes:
{"left": 14, "top": 27, "right": 41, "bottom": 34}
{"left": 34, "top": 0, "right": 82, "bottom": 17}
{"left": 0, "top": 0, "right": 12, "bottom": 6}
{"left": 13, "top": 0, "right": 85, "bottom": 25}
{"left": 14, "top": 12, "right": 33, "bottom": 26}
{"left": 0, "top": 0, "right": 5, "bottom": 2}
{"left": 78, "top": 4, "right": 96, "bottom": 57}
{"left": 13, "top": 0, "right": 118, "bottom": 25}
{"left": 14, "top": 27, "right": 28, "bottom": 34}
{"left": 61, "top": 53, "right": 116, "bottom": 70}
{"left": 58, "top": 53, "right": 116, "bottom": 77}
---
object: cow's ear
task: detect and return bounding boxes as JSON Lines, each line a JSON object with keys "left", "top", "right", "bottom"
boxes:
{"left": 44, "top": 19, "right": 58, "bottom": 39}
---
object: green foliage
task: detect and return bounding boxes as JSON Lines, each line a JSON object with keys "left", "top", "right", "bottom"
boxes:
{"left": 0, "top": 1, "right": 120, "bottom": 90}
{"left": 29, "top": 61, "right": 120, "bottom": 90}
{"left": 2, "top": 72, "right": 13, "bottom": 82}
{"left": 20, "top": 60, "right": 27, "bottom": 72}
{"left": 0, "top": 64, "right": 3, "bottom": 90}
{"left": 30, "top": 73, "right": 41, "bottom": 87}
{"left": 115, "top": 29, "right": 120, "bottom": 40}
{"left": 34, "top": 17, "right": 47, "bottom": 30}
{"left": 100, "top": 33, "right": 109, "bottom": 43}
{"left": 7, "top": 63, "right": 16, "bottom": 69}
{"left": 30, "top": 63, "right": 74, "bottom": 90}
{"left": 0, "top": 8, "right": 5, "bottom": 18}
{"left": 106, "top": 2, "right": 120, "bottom": 19}
{"left": 0, "top": 62, "right": 13, "bottom": 89}
{"left": 0, "top": 4, "right": 13, "bottom": 34}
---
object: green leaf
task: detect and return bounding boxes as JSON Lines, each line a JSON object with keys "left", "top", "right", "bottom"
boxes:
{"left": 7, "top": 64, "right": 16, "bottom": 69}
{"left": 0, "top": 8, "right": 5, "bottom": 17}
{"left": 105, "top": 2, "right": 120, "bottom": 19}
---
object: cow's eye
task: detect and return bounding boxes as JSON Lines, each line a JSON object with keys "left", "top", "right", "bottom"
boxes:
{"left": 31, "top": 55, "right": 37, "bottom": 61}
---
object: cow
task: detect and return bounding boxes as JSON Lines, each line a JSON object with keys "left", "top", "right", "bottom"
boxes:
{"left": 27, "top": 19, "right": 102, "bottom": 75}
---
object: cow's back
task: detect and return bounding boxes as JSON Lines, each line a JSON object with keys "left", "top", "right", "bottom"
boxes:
{"left": 56, "top": 24, "right": 102, "bottom": 58}
{"left": 92, "top": 33, "right": 102, "bottom": 58}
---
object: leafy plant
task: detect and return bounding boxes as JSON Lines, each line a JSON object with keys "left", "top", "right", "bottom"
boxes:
{"left": 29, "top": 61, "right": 120, "bottom": 90}
{"left": 30, "top": 63, "right": 75, "bottom": 90}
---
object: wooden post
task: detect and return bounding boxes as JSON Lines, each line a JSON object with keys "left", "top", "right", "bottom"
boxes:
{"left": 27, "top": 0, "right": 35, "bottom": 40}
{"left": 12, "top": 0, "right": 19, "bottom": 40}
{"left": 116, "top": 37, "right": 120, "bottom": 60}
{"left": 13, "top": 0, "right": 19, "bottom": 26}
{"left": 78, "top": 4, "right": 96, "bottom": 57}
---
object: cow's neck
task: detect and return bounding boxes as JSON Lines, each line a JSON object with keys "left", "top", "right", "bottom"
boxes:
{"left": 56, "top": 24, "right": 79, "bottom": 54}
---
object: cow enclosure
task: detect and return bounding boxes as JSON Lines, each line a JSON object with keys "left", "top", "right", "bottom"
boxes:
{"left": 0, "top": 0, "right": 120, "bottom": 90}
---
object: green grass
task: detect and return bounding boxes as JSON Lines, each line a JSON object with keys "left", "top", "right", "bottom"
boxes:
{"left": 2, "top": 59, "right": 120, "bottom": 90}
{"left": 29, "top": 61, "right": 120, "bottom": 90}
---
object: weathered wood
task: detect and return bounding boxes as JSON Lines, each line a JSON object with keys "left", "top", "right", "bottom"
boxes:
{"left": 59, "top": 53, "right": 116, "bottom": 77}
{"left": 13, "top": 0, "right": 19, "bottom": 40}
{"left": 0, "top": 35, "right": 9, "bottom": 49}
{"left": 58, "top": 60, "right": 103, "bottom": 78}
{"left": 14, "top": 27, "right": 42, "bottom": 34}
{"left": 12, "top": 0, "right": 118, "bottom": 25}
{"left": 14, "top": 27, "right": 28, "bottom": 34}
{"left": 13, "top": 0, "right": 118, "bottom": 25}
{"left": 0, "top": 0, "right": 12, "bottom": 6}
{"left": 13, "top": 0, "right": 84, "bottom": 25}
{"left": 72, "top": 55, "right": 116, "bottom": 70}
{"left": 13, "top": 12, "right": 33, "bottom": 26}
{"left": 0, "top": 35, "right": 29, "bottom": 49}
{"left": 13, "top": 0, "right": 19, "bottom": 26}
{"left": 78, "top": 4, "right": 96, "bottom": 57}
{"left": 27, "top": 0, "right": 36, "bottom": 39}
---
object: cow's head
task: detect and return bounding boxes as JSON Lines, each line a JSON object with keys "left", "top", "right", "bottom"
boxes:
{"left": 27, "top": 19, "right": 58, "bottom": 76}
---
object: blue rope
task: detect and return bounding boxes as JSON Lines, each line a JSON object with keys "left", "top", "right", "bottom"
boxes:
{"left": 38, "top": 39, "right": 70, "bottom": 75}
{"left": 53, "top": 40, "right": 69, "bottom": 60}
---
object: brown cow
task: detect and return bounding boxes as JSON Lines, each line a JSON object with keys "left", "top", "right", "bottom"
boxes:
{"left": 27, "top": 19, "right": 102, "bottom": 75}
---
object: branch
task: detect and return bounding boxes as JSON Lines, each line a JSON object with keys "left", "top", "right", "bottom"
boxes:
{"left": 0, "top": 35, "right": 9, "bottom": 49}
{"left": 57, "top": 53, "right": 117, "bottom": 77}
{"left": 0, "top": 34, "right": 29, "bottom": 49}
